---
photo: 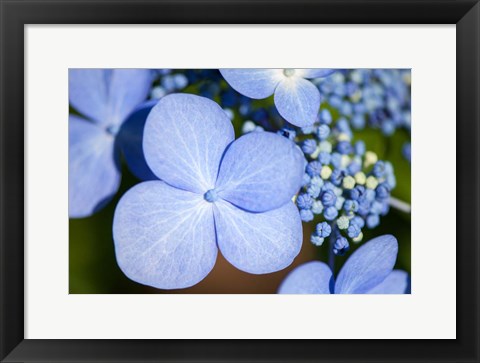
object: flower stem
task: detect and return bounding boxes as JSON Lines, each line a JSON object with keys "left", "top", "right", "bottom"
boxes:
{"left": 389, "top": 196, "right": 411, "bottom": 213}
{"left": 328, "top": 226, "right": 337, "bottom": 272}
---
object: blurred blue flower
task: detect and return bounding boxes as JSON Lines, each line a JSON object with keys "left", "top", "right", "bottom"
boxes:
{"left": 314, "top": 69, "right": 411, "bottom": 140}
{"left": 333, "top": 235, "right": 349, "bottom": 255}
{"left": 69, "top": 69, "right": 153, "bottom": 218}
{"left": 279, "top": 235, "right": 410, "bottom": 294}
{"left": 113, "top": 94, "right": 305, "bottom": 289}
{"left": 220, "top": 69, "right": 335, "bottom": 127}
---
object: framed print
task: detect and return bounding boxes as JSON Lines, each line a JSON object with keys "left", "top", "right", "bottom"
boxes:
{"left": 1, "top": 1, "right": 479, "bottom": 362}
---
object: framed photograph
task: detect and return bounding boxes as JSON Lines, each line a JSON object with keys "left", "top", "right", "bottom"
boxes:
{"left": 1, "top": 0, "right": 478, "bottom": 362}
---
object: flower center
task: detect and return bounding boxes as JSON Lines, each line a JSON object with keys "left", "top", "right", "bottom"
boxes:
{"left": 283, "top": 68, "right": 296, "bottom": 77}
{"left": 203, "top": 189, "right": 218, "bottom": 203}
{"left": 106, "top": 124, "right": 120, "bottom": 136}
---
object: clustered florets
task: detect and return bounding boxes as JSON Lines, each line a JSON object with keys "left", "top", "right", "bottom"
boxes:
{"left": 312, "top": 69, "right": 411, "bottom": 162}
{"left": 290, "top": 108, "right": 396, "bottom": 255}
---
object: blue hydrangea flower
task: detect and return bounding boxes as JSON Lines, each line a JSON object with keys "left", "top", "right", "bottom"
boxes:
{"left": 220, "top": 69, "right": 335, "bottom": 127}
{"left": 113, "top": 94, "right": 305, "bottom": 289}
{"left": 278, "top": 235, "right": 410, "bottom": 294}
{"left": 69, "top": 69, "right": 153, "bottom": 218}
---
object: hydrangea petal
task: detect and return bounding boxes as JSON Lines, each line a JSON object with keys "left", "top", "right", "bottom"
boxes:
{"left": 278, "top": 261, "right": 333, "bottom": 294}
{"left": 274, "top": 77, "right": 321, "bottom": 127}
{"left": 117, "top": 100, "right": 157, "bottom": 181}
{"left": 107, "top": 69, "right": 153, "bottom": 126}
{"left": 298, "top": 69, "right": 336, "bottom": 79}
{"left": 335, "top": 235, "right": 398, "bottom": 294}
{"left": 220, "top": 69, "right": 284, "bottom": 99}
{"left": 214, "top": 200, "right": 302, "bottom": 274}
{"left": 368, "top": 270, "right": 410, "bottom": 294}
{"left": 69, "top": 69, "right": 152, "bottom": 126}
{"left": 113, "top": 181, "right": 217, "bottom": 289}
{"left": 69, "top": 115, "right": 120, "bottom": 218}
{"left": 69, "top": 69, "right": 110, "bottom": 124}
{"left": 143, "top": 94, "right": 234, "bottom": 193}
{"left": 216, "top": 132, "right": 304, "bottom": 212}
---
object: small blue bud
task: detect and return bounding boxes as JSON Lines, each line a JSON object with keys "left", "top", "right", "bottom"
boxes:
{"left": 340, "top": 101, "right": 353, "bottom": 117}
{"left": 310, "top": 234, "right": 325, "bottom": 246}
{"left": 321, "top": 190, "right": 337, "bottom": 207}
{"left": 343, "top": 199, "right": 359, "bottom": 214}
{"left": 375, "top": 183, "right": 390, "bottom": 200}
{"left": 353, "top": 103, "right": 366, "bottom": 114}
{"left": 307, "top": 184, "right": 321, "bottom": 198}
{"left": 319, "top": 109, "right": 332, "bottom": 124}
{"left": 316, "top": 221, "right": 332, "bottom": 238}
{"left": 370, "top": 200, "right": 384, "bottom": 214}
{"left": 310, "top": 176, "right": 324, "bottom": 188}
{"left": 301, "top": 126, "right": 315, "bottom": 134}
{"left": 317, "top": 124, "right": 330, "bottom": 140}
{"left": 330, "top": 169, "right": 344, "bottom": 186}
{"left": 402, "top": 142, "right": 411, "bottom": 163}
{"left": 318, "top": 152, "right": 331, "bottom": 165}
{"left": 351, "top": 114, "right": 366, "bottom": 129}
{"left": 329, "top": 95, "right": 342, "bottom": 108}
{"left": 297, "top": 193, "right": 314, "bottom": 210}
{"left": 330, "top": 153, "right": 342, "bottom": 169}
{"left": 151, "top": 86, "right": 167, "bottom": 99}
{"left": 357, "top": 199, "right": 370, "bottom": 217}
{"left": 173, "top": 73, "right": 188, "bottom": 89}
{"left": 345, "top": 81, "right": 358, "bottom": 96}
{"left": 365, "top": 189, "right": 376, "bottom": 202}
{"left": 381, "top": 202, "right": 390, "bottom": 215}
{"left": 302, "top": 139, "right": 317, "bottom": 154}
{"left": 324, "top": 206, "right": 338, "bottom": 221}
{"left": 366, "top": 214, "right": 380, "bottom": 228}
{"left": 372, "top": 161, "right": 386, "bottom": 178}
{"left": 354, "top": 141, "right": 366, "bottom": 156}
{"left": 347, "top": 224, "right": 361, "bottom": 238}
{"left": 381, "top": 120, "right": 395, "bottom": 136}
{"left": 306, "top": 161, "right": 323, "bottom": 177}
{"left": 336, "top": 141, "right": 353, "bottom": 155}
{"left": 161, "top": 75, "right": 177, "bottom": 92}
{"left": 350, "top": 185, "right": 365, "bottom": 200}
{"left": 350, "top": 216, "right": 365, "bottom": 229}
{"left": 311, "top": 201, "right": 324, "bottom": 214}
{"left": 336, "top": 118, "right": 351, "bottom": 134}
{"left": 322, "top": 181, "right": 335, "bottom": 191}
{"left": 333, "top": 236, "right": 350, "bottom": 256}
{"left": 302, "top": 173, "right": 311, "bottom": 187}
{"left": 335, "top": 195, "right": 345, "bottom": 210}
{"left": 300, "top": 209, "right": 314, "bottom": 222}
{"left": 347, "top": 161, "right": 361, "bottom": 175}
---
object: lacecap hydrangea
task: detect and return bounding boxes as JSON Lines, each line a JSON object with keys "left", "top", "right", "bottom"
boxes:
{"left": 113, "top": 94, "right": 305, "bottom": 289}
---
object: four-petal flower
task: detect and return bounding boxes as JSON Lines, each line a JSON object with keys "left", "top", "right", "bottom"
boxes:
{"left": 113, "top": 94, "right": 305, "bottom": 289}
{"left": 278, "top": 235, "right": 410, "bottom": 294}
{"left": 69, "top": 69, "right": 153, "bottom": 218}
{"left": 220, "top": 68, "right": 335, "bottom": 127}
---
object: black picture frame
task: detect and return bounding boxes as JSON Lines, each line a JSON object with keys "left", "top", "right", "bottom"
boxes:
{"left": 1, "top": 1, "right": 478, "bottom": 362}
